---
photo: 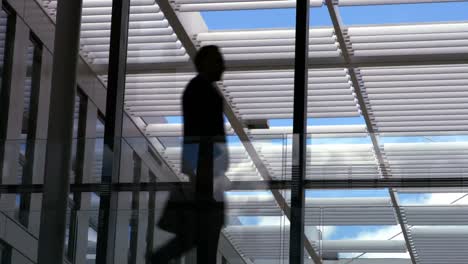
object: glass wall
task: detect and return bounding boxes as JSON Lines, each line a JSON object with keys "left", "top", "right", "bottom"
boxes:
{"left": 0, "top": 0, "right": 468, "bottom": 264}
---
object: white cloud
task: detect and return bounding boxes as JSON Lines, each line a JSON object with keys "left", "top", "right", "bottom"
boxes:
{"left": 422, "top": 192, "right": 468, "bottom": 205}
{"left": 322, "top": 226, "right": 337, "bottom": 240}
{"left": 343, "top": 225, "right": 403, "bottom": 241}
{"left": 339, "top": 225, "right": 409, "bottom": 259}
{"left": 257, "top": 216, "right": 289, "bottom": 226}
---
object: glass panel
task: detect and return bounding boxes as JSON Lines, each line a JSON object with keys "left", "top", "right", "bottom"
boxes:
{"left": 224, "top": 189, "right": 291, "bottom": 263}
{"left": 307, "top": 130, "right": 378, "bottom": 181}
{"left": 305, "top": 189, "right": 409, "bottom": 262}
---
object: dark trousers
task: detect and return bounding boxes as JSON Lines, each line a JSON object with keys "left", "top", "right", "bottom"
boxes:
{"left": 151, "top": 207, "right": 224, "bottom": 264}
{"left": 152, "top": 140, "right": 225, "bottom": 263}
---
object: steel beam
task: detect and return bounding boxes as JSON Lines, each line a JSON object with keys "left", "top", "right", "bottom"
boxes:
{"left": 325, "top": 0, "right": 389, "bottom": 178}
{"left": 2, "top": 177, "right": 468, "bottom": 193}
{"left": 117, "top": 52, "right": 468, "bottom": 75}
{"left": 389, "top": 189, "right": 419, "bottom": 264}
{"left": 155, "top": 0, "right": 198, "bottom": 57}
{"left": 95, "top": 0, "right": 131, "bottom": 263}
{"left": 290, "top": 0, "right": 312, "bottom": 263}
{"left": 37, "top": 0, "right": 83, "bottom": 263}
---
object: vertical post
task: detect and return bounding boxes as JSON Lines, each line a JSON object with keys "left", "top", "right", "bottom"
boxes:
{"left": 37, "top": 0, "right": 83, "bottom": 263}
{"left": 136, "top": 165, "right": 149, "bottom": 264}
{"left": 128, "top": 153, "right": 142, "bottom": 264}
{"left": 146, "top": 171, "right": 157, "bottom": 260}
{"left": 290, "top": 0, "right": 310, "bottom": 264}
{"left": 71, "top": 98, "right": 98, "bottom": 264}
{"left": 95, "top": 0, "right": 130, "bottom": 263}
{"left": 66, "top": 91, "right": 89, "bottom": 262}
{"left": 19, "top": 38, "right": 43, "bottom": 228}
{"left": 28, "top": 49, "right": 53, "bottom": 236}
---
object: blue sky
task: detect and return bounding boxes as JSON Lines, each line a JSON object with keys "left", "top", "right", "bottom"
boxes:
{"left": 202, "top": 2, "right": 468, "bottom": 29}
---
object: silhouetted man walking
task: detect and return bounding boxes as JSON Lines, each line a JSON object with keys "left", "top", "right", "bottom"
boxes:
{"left": 149, "top": 45, "right": 229, "bottom": 264}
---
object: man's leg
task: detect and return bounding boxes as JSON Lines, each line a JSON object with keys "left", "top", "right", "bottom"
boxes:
{"left": 196, "top": 210, "right": 223, "bottom": 264}
{"left": 151, "top": 232, "right": 196, "bottom": 264}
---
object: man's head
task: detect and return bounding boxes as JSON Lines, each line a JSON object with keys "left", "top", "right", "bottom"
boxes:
{"left": 194, "top": 45, "right": 225, "bottom": 82}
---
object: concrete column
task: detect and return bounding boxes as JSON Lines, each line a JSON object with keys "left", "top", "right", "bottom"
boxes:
{"left": 37, "top": 0, "right": 83, "bottom": 263}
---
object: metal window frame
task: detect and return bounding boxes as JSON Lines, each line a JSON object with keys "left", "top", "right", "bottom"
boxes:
{"left": 19, "top": 34, "right": 43, "bottom": 228}
{"left": 66, "top": 89, "right": 88, "bottom": 262}
{"left": 128, "top": 152, "right": 142, "bottom": 264}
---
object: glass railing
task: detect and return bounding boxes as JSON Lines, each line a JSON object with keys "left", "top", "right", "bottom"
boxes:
{"left": 3, "top": 131, "right": 468, "bottom": 187}
{"left": 1, "top": 199, "right": 467, "bottom": 263}
{"left": 1, "top": 133, "right": 468, "bottom": 263}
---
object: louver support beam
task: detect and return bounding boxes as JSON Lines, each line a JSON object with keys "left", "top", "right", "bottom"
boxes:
{"left": 325, "top": 0, "right": 389, "bottom": 178}
{"left": 389, "top": 189, "right": 419, "bottom": 264}
{"left": 121, "top": 52, "right": 468, "bottom": 75}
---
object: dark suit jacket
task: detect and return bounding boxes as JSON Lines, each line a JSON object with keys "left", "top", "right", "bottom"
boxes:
{"left": 182, "top": 75, "right": 227, "bottom": 201}
{"left": 183, "top": 75, "right": 226, "bottom": 143}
